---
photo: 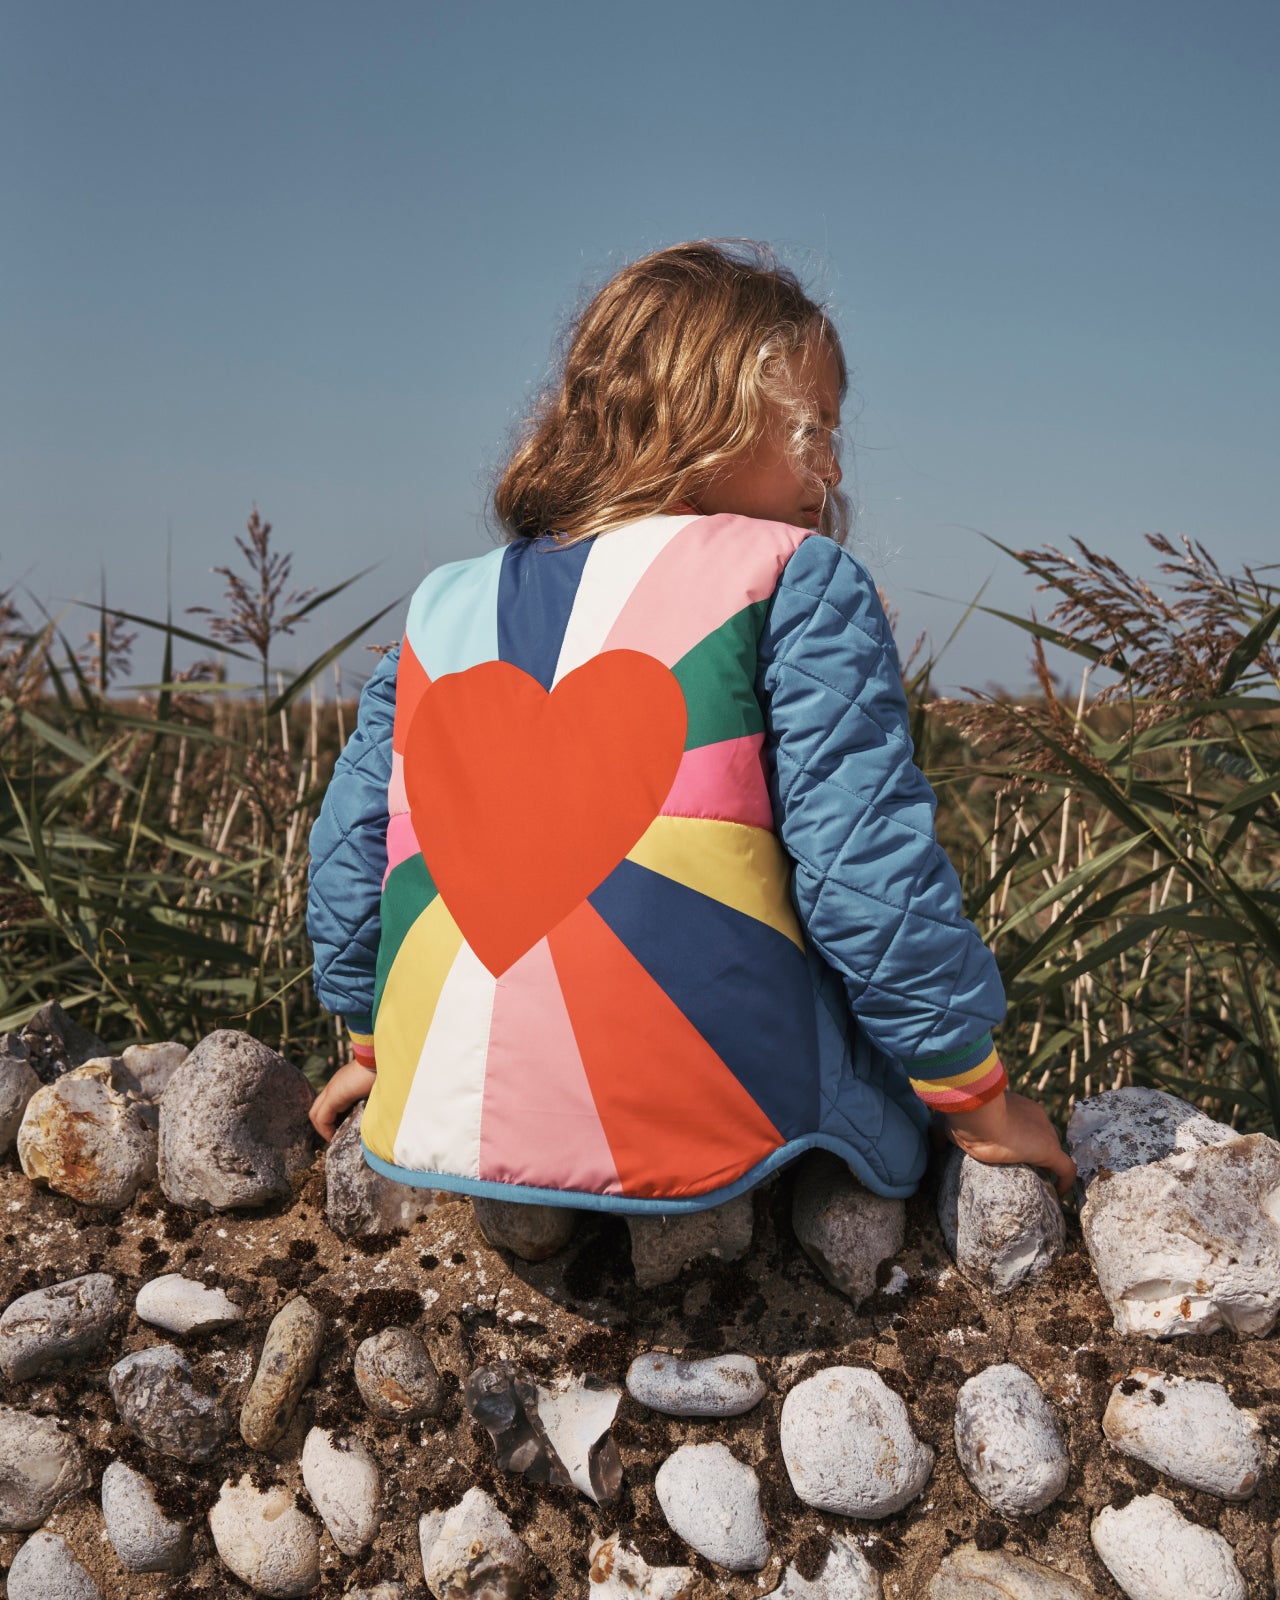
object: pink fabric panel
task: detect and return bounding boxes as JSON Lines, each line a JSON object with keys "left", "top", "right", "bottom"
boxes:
{"left": 602, "top": 514, "right": 810, "bottom": 667}
{"left": 479, "top": 937, "right": 623, "bottom": 1194}
{"left": 660, "top": 734, "right": 775, "bottom": 829}
{"left": 383, "top": 812, "right": 423, "bottom": 886}
{"left": 389, "top": 750, "right": 408, "bottom": 816}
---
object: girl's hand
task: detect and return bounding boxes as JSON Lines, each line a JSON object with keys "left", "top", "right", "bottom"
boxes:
{"left": 945, "top": 1090, "right": 1076, "bottom": 1197}
{"left": 309, "top": 1061, "right": 377, "bottom": 1143}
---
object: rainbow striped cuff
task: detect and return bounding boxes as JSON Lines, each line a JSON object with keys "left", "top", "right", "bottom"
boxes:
{"left": 908, "top": 1045, "right": 1007, "bottom": 1114}
{"left": 345, "top": 1021, "right": 377, "bottom": 1073}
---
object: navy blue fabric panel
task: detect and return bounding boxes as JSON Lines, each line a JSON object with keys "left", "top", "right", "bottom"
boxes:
{"left": 496, "top": 535, "right": 594, "bottom": 689}
{"left": 588, "top": 858, "right": 820, "bottom": 1140}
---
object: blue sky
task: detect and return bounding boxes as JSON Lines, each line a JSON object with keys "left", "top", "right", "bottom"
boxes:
{"left": 3, "top": 1, "right": 1276, "bottom": 692}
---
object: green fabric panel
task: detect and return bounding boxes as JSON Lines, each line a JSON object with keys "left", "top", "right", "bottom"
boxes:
{"left": 672, "top": 599, "right": 769, "bottom": 750}
{"left": 372, "top": 852, "right": 438, "bottom": 1025}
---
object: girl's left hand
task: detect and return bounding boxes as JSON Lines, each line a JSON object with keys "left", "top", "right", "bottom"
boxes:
{"left": 309, "top": 1061, "right": 377, "bottom": 1143}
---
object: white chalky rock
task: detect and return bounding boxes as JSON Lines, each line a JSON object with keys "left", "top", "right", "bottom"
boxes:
{"left": 588, "top": 1532, "right": 697, "bottom": 1598}
{"left": 418, "top": 1487, "right": 533, "bottom": 1598}
{"left": 626, "top": 1351, "right": 766, "bottom": 1417}
{"left": 1091, "top": 1494, "right": 1245, "bottom": 1600}
{"left": 6, "top": 1531, "right": 102, "bottom": 1600}
{"left": 627, "top": 1195, "right": 754, "bottom": 1288}
{"left": 18, "top": 1058, "right": 158, "bottom": 1209}
{"left": 1068, "top": 1087, "right": 1237, "bottom": 1191}
{"left": 791, "top": 1150, "right": 905, "bottom": 1306}
{"left": 936, "top": 1147, "right": 1065, "bottom": 1297}
{"left": 326, "top": 1101, "right": 450, "bottom": 1238}
{"left": 953, "top": 1364, "right": 1070, "bottom": 1515}
{"left": 101, "top": 1460, "right": 190, "bottom": 1573}
{"left": 0, "top": 1033, "right": 39, "bottom": 1155}
{"left": 781, "top": 1366, "right": 933, "bottom": 1518}
{"left": 0, "top": 1271, "right": 118, "bottom": 1381}
{"left": 654, "top": 1442, "right": 770, "bottom": 1571}
{"left": 1103, "top": 1369, "right": 1263, "bottom": 1500}
{"left": 209, "top": 1475, "right": 322, "bottom": 1598}
{"left": 136, "top": 1273, "right": 243, "bottom": 1335}
{"left": 301, "top": 1426, "right": 381, "bottom": 1555}
{"left": 0, "top": 1405, "right": 86, "bottom": 1531}
{"left": 1081, "top": 1131, "right": 1280, "bottom": 1338}
{"left": 764, "top": 1534, "right": 881, "bottom": 1598}
{"left": 120, "top": 1040, "right": 189, "bottom": 1102}
{"left": 536, "top": 1373, "right": 623, "bottom": 1503}
{"left": 927, "top": 1543, "right": 1093, "bottom": 1598}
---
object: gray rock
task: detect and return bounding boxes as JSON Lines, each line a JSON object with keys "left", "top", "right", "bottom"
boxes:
{"left": 472, "top": 1194, "right": 579, "bottom": 1261}
{"left": 0, "top": 1271, "right": 118, "bottom": 1381}
{"left": 240, "top": 1295, "right": 326, "bottom": 1451}
{"left": 781, "top": 1366, "right": 934, "bottom": 1519}
{"left": 326, "top": 1102, "right": 449, "bottom": 1238}
{"left": 0, "top": 1405, "right": 86, "bottom": 1531}
{"left": 120, "top": 1040, "right": 189, "bottom": 1102}
{"left": 354, "top": 1325, "right": 443, "bottom": 1421}
{"left": 6, "top": 1531, "right": 102, "bottom": 1600}
{"left": 1091, "top": 1493, "right": 1245, "bottom": 1600}
{"left": 0, "top": 1034, "right": 39, "bottom": 1154}
{"left": 791, "top": 1150, "right": 905, "bottom": 1306}
{"left": 158, "top": 1028, "right": 314, "bottom": 1211}
{"left": 953, "top": 1364, "right": 1070, "bottom": 1515}
{"left": 927, "top": 1543, "right": 1093, "bottom": 1598}
{"left": 627, "top": 1195, "right": 754, "bottom": 1288}
{"left": 1068, "top": 1087, "right": 1237, "bottom": 1192}
{"left": 764, "top": 1534, "right": 881, "bottom": 1598}
{"left": 19, "top": 1001, "right": 107, "bottom": 1083}
{"left": 101, "top": 1459, "right": 191, "bottom": 1573}
{"left": 1103, "top": 1369, "right": 1264, "bottom": 1500}
{"left": 18, "top": 1059, "right": 157, "bottom": 1209}
{"left": 937, "top": 1147, "right": 1065, "bottom": 1297}
{"left": 301, "top": 1426, "right": 381, "bottom": 1555}
{"left": 654, "top": 1442, "right": 770, "bottom": 1572}
{"left": 108, "top": 1343, "right": 230, "bottom": 1463}
{"left": 588, "top": 1532, "right": 697, "bottom": 1598}
{"left": 626, "top": 1351, "right": 765, "bottom": 1417}
{"left": 418, "top": 1487, "right": 533, "bottom": 1598}
{"left": 135, "top": 1273, "right": 243, "bottom": 1335}
{"left": 209, "top": 1475, "right": 321, "bottom": 1598}
{"left": 1081, "top": 1131, "right": 1280, "bottom": 1338}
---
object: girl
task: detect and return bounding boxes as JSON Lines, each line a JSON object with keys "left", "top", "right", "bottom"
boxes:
{"left": 306, "top": 240, "right": 1074, "bottom": 1210}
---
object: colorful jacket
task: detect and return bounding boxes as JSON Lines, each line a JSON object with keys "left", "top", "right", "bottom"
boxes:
{"left": 307, "top": 513, "right": 1007, "bottom": 1211}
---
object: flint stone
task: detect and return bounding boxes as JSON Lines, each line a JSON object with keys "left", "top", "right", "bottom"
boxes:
{"left": 1091, "top": 1493, "right": 1245, "bottom": 1600}
{"left": 764, "top": 1534, "right": 881, "bottom": 1598}
{"left": 781, "top": 1366, "right": 934, "bottom": 1518}
{"left": 627, "top": 1195, "right": 753, "bottom": 1288}
{"left": 626, "top": 1351, "right": 766, "bottom": 1417}
{"left": 791, "top": 1151, "right": 905, "bottom": 1306}
{"left": 0, "top": 1405, "right": 86, "bottom": 1531}
{"left": 135, "top": 1273, "right": 243, "bottom": 1335}
{"left": 327, "top": 1102, "right": 449, "bottom": 1239}
{"left": 654, "top": 1442, "right": 770, "bottom": 1572}
{"left": 101, "top": 1459, "right": 190, "bottom": 1573}
{"left": 472, "top": 1193, "right": 579, "bottom": 1261}
{"left": 355, "top": 1325, "right": 444, "bottom": 1421}
{"left": 120, "top": 1040, "right": 189, "bottom": 1102}
{"left": 536, "top": 1373, "right": 623, "bottom": 1503}
{"left": 158, "top": 1028, "right": 313, "bottom": 1211}
{"left": 0, "top": 1033, "right": 39, "bottom": 1154}
{"left": 1082, "top": 1131, "right": 1280, "bottom": 1338}
{"left": 209, "top": 1475, "right": 321, "bottom": 1598}
{"left": 588, "top": 1532, "right": 697, "bottom": 1598}
{"left": 418, "top": 1487, "right": 533, "bottom": 1598}
{"left": 0, "top": 1271, "right": 118, "bottom": 1381}
{"left": 1103, "top": 1369, "right": 1264, "bottom": 1500}
{"left": 927, "top": 1543, "right": 1092, "bottom": 1599}
{"left": 301, "top": 1426, "right": 381, "bottom": 1555}
{"left": 20, "top": 1001, "right": 107, "bottom": 1083}
{"left": 240, "top": 1295, "right": 326, "bottom": 1451}
{"left": 937, "top": 1147, "right": 1065, "bottom": 1297}
{"left": 6, "top": 1531, "right": 102, "bottom": 1600}
{"left": 953, "top": 1364, "right": 1070, "bottom": 1515}
{"left": 18, "top": 1059, "right": 157, "bottom": 1209}
{"left": 1068, "top": 1087, "right": 1237, "bottom": 1191}
{"left": 108, "top": 1343, "right": 230, "bottom": 1462}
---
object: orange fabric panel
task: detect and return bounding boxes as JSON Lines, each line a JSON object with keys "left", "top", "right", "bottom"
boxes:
{"left": 393, "top": 638, "right": 432, "bottom": 753}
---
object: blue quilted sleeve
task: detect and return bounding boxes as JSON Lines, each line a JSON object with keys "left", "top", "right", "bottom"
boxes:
{"left": 757, "top": 538, "right": 1006, "bottom": 1093}
{"left": 306, "top": 645, "right": 400, "bottom": 1030}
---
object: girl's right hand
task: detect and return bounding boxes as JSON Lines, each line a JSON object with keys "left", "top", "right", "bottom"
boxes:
{"left": 944, "top": 1090, "right": 1077, "bottom": 1196}
{"left": 309, "top": 1061, "right": 377, "bottom": 1143}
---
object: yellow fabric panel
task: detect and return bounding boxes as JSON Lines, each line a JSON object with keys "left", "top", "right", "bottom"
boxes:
{"left": 363, "top": 897, "right": 465, "bottom": 1161}
{"left": 627, "top": 816, "right": 804, "bottom": 950}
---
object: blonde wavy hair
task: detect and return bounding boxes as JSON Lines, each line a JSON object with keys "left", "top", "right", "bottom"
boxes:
{"left": 493, "top": 240, "right": 850, "bottom": 545}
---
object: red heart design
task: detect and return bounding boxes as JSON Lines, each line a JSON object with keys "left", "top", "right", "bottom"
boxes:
{"left": 404, "top": 651, "right": 687, "bottom": 977}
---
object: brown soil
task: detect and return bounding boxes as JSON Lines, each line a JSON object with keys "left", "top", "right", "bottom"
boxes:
{"left": 2, "top": 1152, "right": 1278, "bottom": 1599}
